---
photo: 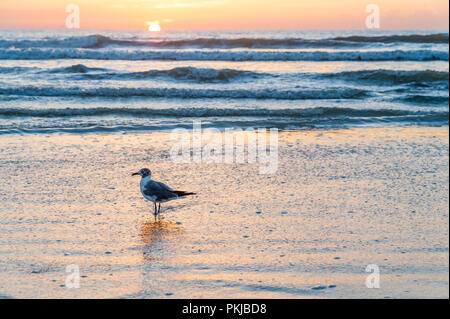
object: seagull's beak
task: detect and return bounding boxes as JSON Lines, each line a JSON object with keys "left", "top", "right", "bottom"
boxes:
{"left": 131, "top": 172, "right": 139, "bottom": 176}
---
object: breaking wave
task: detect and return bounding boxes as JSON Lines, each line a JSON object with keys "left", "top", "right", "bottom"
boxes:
{"left": 0, "top": 106, "right": 445, "bottom": 119}
{"left": 0, "top": 48, "right": 447, "bottom": 61}
{"left": 76, "top": 66, "right": 266, "bottom": 82}
{"left": 320, "top": 70, "right": 449, "bottom": 85}
{"left": 332, "top": 33, "right": 449, "bottom": 44}
{"left": 0, "top": 86, "right": 369, "bottom": 100}
{"left": 0, "top": 33, "right": 447, "bottom": 49}
{"left": 392, "top": 95, "right": 449, "bottom": 105}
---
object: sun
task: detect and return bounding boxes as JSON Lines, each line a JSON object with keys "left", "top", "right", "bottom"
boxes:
{"left": 148, "top": 23, "right": 161, "bottom": 32}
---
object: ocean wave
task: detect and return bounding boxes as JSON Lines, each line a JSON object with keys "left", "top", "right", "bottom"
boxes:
{"left": 47, "top": 64, "right": 107, "bottom": 73}
{"left": 0, "top": 106, "right": 445, "bottom": 118}
{"left": 1, "top": 107, "right": 447, "bottom": 135}
{"left": 1, "top": 115, "right": 446, "bottom": 135}
{"left": 0, "top": 35, "right": 105, "bottom": 49}
{"left": 0, "top": 66, "right": 36, "bottom": 73}
{"left": 332, "top": 33, "right": 449, "bottom": 44}
{"left": 320, "top": 70, "right": 449, "bottom": 85}
{"left": 0, "top": 48, "right": 447, "bottom": 61}
{"left": 78, "top": 66, "right": 265, "bottom": 82}
{"left": 0, "top": 63, "right": 265, "bottom": 82}
{"left": 392, "top": 95, "right": 449, "bottom": 105}
{"left": 72, "top": 35, "right": 362, "bottom": 49}
{"left": 0, "top": 33, "right": 447, "bottom": 49}
{"left": 4, "top": 65, "right": 449, "bottom": 87}
{"left": 0, "top": 86, "right": 369, "bottom": 100}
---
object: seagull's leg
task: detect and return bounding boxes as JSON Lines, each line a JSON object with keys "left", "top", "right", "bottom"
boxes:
{"left": 158, "top": 203, "right": 161, "bottom": 215}
{"left": 153, "top": 202, "right": 157, "bottom": 220}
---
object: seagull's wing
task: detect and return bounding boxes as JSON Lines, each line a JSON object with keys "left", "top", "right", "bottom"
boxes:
{"left": 154, "top": 181, "right": 174, "bottom": 192}
{"left": 143, "top": 180, "right": 177, "bottom": 201}
{"left": 155, "top": 181, "right": 195, "bottom": 197}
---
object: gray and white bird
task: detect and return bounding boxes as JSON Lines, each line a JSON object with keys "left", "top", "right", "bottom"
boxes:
{"left": 132, "top": 168, "right": 196, "bottom": 219}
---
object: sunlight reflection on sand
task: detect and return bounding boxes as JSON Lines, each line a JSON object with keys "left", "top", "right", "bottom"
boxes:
{"left": 0, "top": 127, "right": 448, "bottom": 298}
{"left": 140, "top": 220, "right": 183, "bottom": 261}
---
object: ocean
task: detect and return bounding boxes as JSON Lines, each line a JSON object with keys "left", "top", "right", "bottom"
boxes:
{"left": 0, "top": 30, "right": 449, "bottom": 298}
{"left": 0, "top": 30, "right": 448, "bottom": 134}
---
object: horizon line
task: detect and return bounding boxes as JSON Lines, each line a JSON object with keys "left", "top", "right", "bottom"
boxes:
{"left": 0, "top": 28, "right": 449, "bottom": 32}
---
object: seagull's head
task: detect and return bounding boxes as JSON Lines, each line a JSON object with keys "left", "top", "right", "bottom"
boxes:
{"left": 132, "top": 168, "right": 151, "bottom": 178}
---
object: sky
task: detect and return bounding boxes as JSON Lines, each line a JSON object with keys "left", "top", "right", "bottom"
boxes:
{"left": 0, "top": 0, "right": 448, "bottom": 31}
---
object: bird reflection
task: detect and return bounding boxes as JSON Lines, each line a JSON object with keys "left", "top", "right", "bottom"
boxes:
{"left": 140, "top": 219, "right": 183, "bottom": 261}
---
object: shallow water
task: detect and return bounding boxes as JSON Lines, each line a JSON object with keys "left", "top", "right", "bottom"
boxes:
{"left": 0, "top": 127, "right": 448, "bottom": 298}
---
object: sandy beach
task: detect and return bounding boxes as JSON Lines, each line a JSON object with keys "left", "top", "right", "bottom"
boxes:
{"left": 0, "top": 126, "right": 448, "bottom": 298}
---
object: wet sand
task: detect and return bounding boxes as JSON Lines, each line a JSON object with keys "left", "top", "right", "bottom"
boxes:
{"left": 0, "top": 126, "right": 448, "bottom": 298}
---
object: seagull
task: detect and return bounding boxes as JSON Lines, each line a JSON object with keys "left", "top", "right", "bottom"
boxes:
{"left": 132, "top": 168, "right": 196, "bottom": 219}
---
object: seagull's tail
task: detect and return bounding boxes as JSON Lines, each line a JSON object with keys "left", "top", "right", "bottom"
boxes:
{"left": 174, "top": 191, "right": 196, "bottom": 197}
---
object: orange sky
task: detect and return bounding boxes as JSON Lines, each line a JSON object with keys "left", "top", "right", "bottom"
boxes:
{"left": 0, "top": 0, "right": 448, "bottom": 30}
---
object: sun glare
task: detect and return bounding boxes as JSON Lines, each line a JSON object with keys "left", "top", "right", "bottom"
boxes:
{"left": 148, "top": 23, "right": 161, "bottom": 32}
